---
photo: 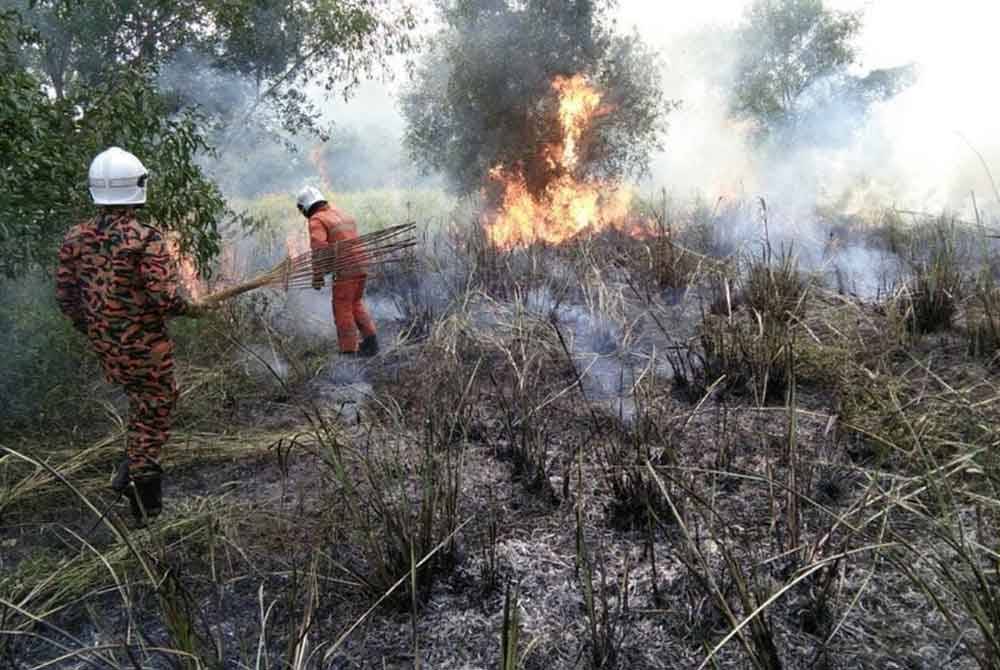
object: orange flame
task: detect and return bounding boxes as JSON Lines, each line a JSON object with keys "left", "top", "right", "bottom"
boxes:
{"left": 310, "top": 144, "right": 333, "bottom": 190}
{"left": 484, "top": 75, "right": 643, "bottom": 249}
{"left": 167, "top": 237, "right": 207, "bottom": 301}
{"left": 551, "top": 74, "right": 610, "bottom": 169}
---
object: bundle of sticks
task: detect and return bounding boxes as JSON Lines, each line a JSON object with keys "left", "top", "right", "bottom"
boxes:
{"left": 201, "top": 223, "right": 417, "bottom": 306}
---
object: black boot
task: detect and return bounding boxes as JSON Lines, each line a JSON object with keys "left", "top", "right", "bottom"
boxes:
{"left": 359, "top": 334, "right": 379, "bottom": 357}
{"left": 127, "top": 464, "right": 163, "bottom": 524}
{"left": 111, "top": 458, "right": 131, "bottom": 494}
{"left": 110, "top": 459, "right": 162, "bottom": 525}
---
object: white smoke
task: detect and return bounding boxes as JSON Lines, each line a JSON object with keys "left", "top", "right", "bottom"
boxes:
{"left": 617, "top": 0, "right": 1000, "bottom": 220}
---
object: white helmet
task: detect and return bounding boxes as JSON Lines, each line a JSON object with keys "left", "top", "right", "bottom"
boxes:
{"left": 296, "top": 185, "right": 326, "bottom": 215}
{"left": 88, "top": 147, "right": 148, "bottom": 206}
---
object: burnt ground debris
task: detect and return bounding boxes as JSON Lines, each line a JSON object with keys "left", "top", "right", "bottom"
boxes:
{"left": 3, "top": 219, "right": 1000, "bottom": 669}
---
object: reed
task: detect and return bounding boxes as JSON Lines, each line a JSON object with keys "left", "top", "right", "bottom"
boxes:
{"left": 201, "top": 223, "right": 417, "bottom": 305}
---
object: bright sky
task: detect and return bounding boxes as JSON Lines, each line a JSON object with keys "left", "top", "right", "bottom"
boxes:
{"left": 616, "top": 0, "right": 1000, "bottom": 136}
{"left": 614, "top": 0, "right": 1000, "bottom": 206}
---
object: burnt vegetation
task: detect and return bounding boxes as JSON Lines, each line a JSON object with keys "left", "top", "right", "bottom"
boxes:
{"left": 4, "top": 0, "right": 1000, "bottom": 669}
{"left": 6, "top": 205, "right": 1000, "bottom": 669}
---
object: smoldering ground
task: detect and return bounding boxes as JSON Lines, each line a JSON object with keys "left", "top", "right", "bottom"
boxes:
{"left": 8, "top": 3, "right": 1000, "bottom": 669}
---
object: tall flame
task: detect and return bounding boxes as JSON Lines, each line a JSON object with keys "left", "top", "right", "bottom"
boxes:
{"left": 552, "top": 74, "right": 607, "bottom": 169}
{"left": 484, "top": 74, "right": 640, "bottom": 249}
{"left": 310, "top": 144, "right": 333, "bottom": 190}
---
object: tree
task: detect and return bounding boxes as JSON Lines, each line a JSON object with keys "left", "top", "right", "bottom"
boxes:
{"left": 732, "top": 0, "right": 914, "bottom": 145}
{"left": 0, "top": 1, "right": 420, "bottom": 276}
{"left": 0, "top": 11, "right": 232, "bottom": 276}
{"left": 401, "top": 0, "right": 671, "bottom": 196}
{"left": 3, "top": 0, "right": 417, "bottom": 135}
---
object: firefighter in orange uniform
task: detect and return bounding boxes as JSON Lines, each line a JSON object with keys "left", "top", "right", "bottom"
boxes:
{"left": 56, "top": 147, "right": 211, "bottom": 524}
{"left": 297, "top": 186, "right": 378, "bottom": 356}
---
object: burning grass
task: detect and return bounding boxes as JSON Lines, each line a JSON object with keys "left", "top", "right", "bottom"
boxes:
{"left": 7, "top": 202, "right": 1000, "bottom": 668}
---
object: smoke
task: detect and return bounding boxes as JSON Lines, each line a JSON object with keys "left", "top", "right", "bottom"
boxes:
{"left": 619, "top": 1, "right": 1000, "bottom": 220}
{"left": 523, "top": 286, "right": 639, "bottom": 422}
{"left": 156, "top": 48, "right": 439, "bottom": 198}
{"left": 152, "top": 1, "right": 1000, "bottom": 226}
{"left": 238, "top": 344, "right": 290, "bottom": 383}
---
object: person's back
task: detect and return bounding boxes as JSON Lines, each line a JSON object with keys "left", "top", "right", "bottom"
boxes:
{"left": 297, "top": 185, "right": 378, "bottom": 356}
{"left": 309, "top": 203, "right": 368, "bottom": 276}
{"left": 55, "top": 146, "right": 212, "bottom": 525}
{"left": 57, "top": 209, "right": 185, "bottom": 369}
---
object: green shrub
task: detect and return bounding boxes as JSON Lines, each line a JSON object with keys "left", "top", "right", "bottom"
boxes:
{"left": 0, "top": 277, "right": 108, "bottom": 435}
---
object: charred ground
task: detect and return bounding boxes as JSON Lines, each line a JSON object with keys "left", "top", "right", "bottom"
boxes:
{"left": 3, "top": 204, "right": 1000, "bottom": 670}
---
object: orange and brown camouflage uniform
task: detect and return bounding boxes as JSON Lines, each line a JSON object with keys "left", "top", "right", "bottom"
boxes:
{"left": 308, "top": 203, "right": 376, "bottom": 353}
{"left": 56, "top": 208, "right": 189, "bottom": 475}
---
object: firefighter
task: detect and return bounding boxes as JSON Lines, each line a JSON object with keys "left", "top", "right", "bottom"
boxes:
{"left": 297, "top": 185, "right": 379, "bottom": 357}
{"left": 56, "top": 147, "right": 212, "bottom": 524}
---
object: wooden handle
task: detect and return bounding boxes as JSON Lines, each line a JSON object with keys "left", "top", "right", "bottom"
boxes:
{"left": 200, "top": 274, "right": 279, "bottom": 306}
{"left": 199, "top": 258, "right": 292, "bottom": 306}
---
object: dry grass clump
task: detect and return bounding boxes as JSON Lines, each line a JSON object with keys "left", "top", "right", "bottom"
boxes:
{"left": 600, "top": 401, "right": 676, "bottom": 531}
{"left": 0, "top": 445, "right": 263, "bottom": 669}
{"left": 669, "top": 238, "right": 809, "bottom": 405}
{"left": 311, "top": 354, "right": 477, "bottom": 609}
{"left": 967, "top": 268, "right": 1000, "bottom": 362}
{"left": 574, "top": 505, "right": 629, "bottom": 669}
{"left": 627, "top": 193, "right": 742, "bottom": 294}
{"left": 837, "top": 344, "right": 996, "bottom": 468}
{"left": 644, "top": 231, "right": 703, "bottom": 292}
{"left": 859, "top": 367, "right": 1000, "bottom": 668}
{"left": 744, "top": 244, "right": 808, "bottom": 325}
{"left": 896, "top": 220, "right": 965, "bottom": 334}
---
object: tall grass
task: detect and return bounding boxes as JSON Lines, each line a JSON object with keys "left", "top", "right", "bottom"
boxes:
{"left": 900, "top": 220, "right": 964, "bottom": 334}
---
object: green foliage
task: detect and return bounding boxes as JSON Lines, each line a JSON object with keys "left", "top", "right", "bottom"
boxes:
{"left": 0, "top": 1, "right": 421, "bottom": 275}
{"left": 207, "top": 0, "right": 417, "bottom": 138}
{"left": 0, "top": 278, "right": 106, "bottom": 432}
{"left": 402, "top": 0, "right": 672, "bottom": 196}
{"left": 732, "top": 0, "right": 914, "bottom": 144}
{"left": 6, "top": 0, "right": 416, "bottom": 135}
{"left": 0, "top": 18, "right": 229, "bottom": 276}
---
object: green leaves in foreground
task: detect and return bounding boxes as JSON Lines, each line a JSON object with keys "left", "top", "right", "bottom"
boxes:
{"left": 0, "top": 13, "right": 232, "bottom": 277}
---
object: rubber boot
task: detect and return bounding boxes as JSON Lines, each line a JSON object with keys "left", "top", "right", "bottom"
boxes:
{"left": 128, "top": 464, "right": 163, "bottom": 524}
{"left": 111, "top": 458, "right": 131, "bottom": 494}
{"left": 359, "top": 334, "right": 379, "bottom": 357}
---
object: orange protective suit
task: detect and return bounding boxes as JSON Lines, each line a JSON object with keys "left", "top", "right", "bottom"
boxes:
{"left": 308, "top": 203, "right": 376, "bottom": 353}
